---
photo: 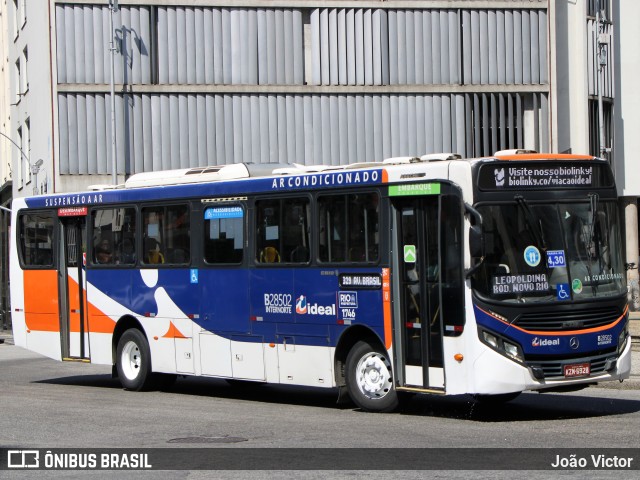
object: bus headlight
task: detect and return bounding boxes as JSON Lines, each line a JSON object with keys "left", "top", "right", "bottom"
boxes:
{"left": 479, "top": 329, "right": 524, "bottom": 363}
{"left": 482, "top": 331, "right": 499, "bottom": 348}
{"left": 503, "top": 341, "right": 522, "bottom": 361}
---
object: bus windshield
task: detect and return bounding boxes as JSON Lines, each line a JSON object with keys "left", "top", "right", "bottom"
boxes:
{"left": 473, "top": 199, "right": 626, "bottom": 303}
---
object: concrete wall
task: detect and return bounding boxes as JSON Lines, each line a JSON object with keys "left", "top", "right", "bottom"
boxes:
{"left": 0, "top": 0, "right": 13, "bottom": 187}
{"left": 613, "top": 0, "right": 640, "bottom": 197}
{"left": 7, "top": 0, "right": 55, "bottom": 198}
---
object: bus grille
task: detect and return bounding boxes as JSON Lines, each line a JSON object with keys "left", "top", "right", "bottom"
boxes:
{"left": 513, "top": 307, "right": 621, "bottom": 332}
{"left": 524, "top": 348, "right": 617, "bottom": 379}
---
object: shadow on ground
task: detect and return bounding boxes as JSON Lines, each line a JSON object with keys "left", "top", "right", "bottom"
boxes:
{"left": 36, "top": 373, "right": 640, "bottom": 422}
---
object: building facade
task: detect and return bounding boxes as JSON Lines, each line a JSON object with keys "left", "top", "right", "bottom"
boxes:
{"left": 2, "top": 0, "right": 635, "bottom": 318}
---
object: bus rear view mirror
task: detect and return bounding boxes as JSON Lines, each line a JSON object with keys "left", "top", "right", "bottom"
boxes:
{"left": 465, "top": 203, "right": 485, "bottom": 278}
{"left": 469, "top": 225, "right": 483, "bottom": 259}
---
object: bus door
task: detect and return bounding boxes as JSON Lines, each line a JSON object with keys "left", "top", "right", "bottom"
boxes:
{"left": 391, "top": 195, "right": 446, "bottom": 391}
{"left": 58, "top": 214, "right": 89, "bottom": 360}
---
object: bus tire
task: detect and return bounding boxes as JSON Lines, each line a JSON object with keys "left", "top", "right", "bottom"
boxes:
{"left": 116, "top": 328, "right": 153, "bottom": 391}
{"left": 345, "top": 341, "right": 398, "bottom": 413}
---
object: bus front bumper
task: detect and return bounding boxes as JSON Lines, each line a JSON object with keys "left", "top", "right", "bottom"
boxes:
{"left": 470, "top": 338, "right": 632, "bottom": 395}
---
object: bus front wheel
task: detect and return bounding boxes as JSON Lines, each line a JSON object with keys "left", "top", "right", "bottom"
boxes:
{"left": 345, "top": 341, "right": 399, "bottom": 413}
{"left": 116, "top": 329, "right": 153, "bottom": 391}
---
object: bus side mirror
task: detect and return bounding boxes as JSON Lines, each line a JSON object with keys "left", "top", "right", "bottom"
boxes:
{"left": 465, "top": 203, "right": 485, "bottom": 278}
{"left": 469, "top": 224, "right": 483, "bottom": 258}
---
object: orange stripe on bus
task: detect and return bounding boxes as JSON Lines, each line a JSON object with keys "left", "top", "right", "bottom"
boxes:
{"left": 476, "top": 304, "right": 627, "bottom": 336}
{"left": 162, "top": 321, "right": 188, "bottom": 339}
{"left": 382, "top": 268, "right": 392, "bottom": 350}
{"left": 63, "top": 276, "right": 116, "bottom": 334}
{"left": 494, "top": 154, "right": 595, "bottom": 161}
{"left": 67, "top": 276, "right": 84, "bottom": 334}
{"left": 85, "top": 299, "right": 117, "bottom": 334}
{"left": 24, "top": 270, "right": 59, "bottom": 332}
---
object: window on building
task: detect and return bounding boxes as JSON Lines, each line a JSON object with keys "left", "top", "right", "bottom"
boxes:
{"left": 142, "top": 204, "right": 190, "bottom": 265}
{"left": 588, "top": 98, "right": 613, "bottom": 162}
{"left": 255, "top": 197, "right": 310, "bottom": 264}
{"left": 22, "top": 47, "right": 28, "bottom": 94}
{"left": 204, "top": 205, "right": 244, "bottom": 264}
{"left": 16, "top": 125, "right": 23, "bottom": 189}
{"left": 588, "top": 0, "right": 611, "bottom": 20}
{"left": 12, "top": 0, "right": 19, "bottom": 39}
{"left": 318, "top": 192, "right": 379, "bottom": 263}
{"left": 14, "top": 59, "right": 21, "bottom": 103}
{"left": 24, "top": 118, "right": 31, "bottom": 185}
{"left": 91, "top": 207, "right": 137, "bottom": 266}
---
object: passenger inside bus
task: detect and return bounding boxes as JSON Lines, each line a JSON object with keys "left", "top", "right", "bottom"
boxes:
{"left": 145, "top": 238, "right": 165, "bottom": 264}
{"left": 117, "top": 237, "right": 136, "bottom": 264}
{"left": 260, "top": 246, "right": 280, "bottom": 263}
{"left": 95, "top": 238, "right": 113, "bottom": 264}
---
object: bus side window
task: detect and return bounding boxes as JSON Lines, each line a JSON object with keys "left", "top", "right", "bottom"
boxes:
{"left": 142, "top": 204, "right": 190, "bottom": 266}
{"left": 204, "top": 205, "right": 244, "bottom": 264}
{"left": 255, "top": 197, "right": 309, "bottom": 264}
{"left": 318, "top": 192, "right": 379, "bottom": 263}
{"left": 91, "top": 207, "right": 137, "bottom": 266}
{"left": 18, "top": 212, "right": 55, "bottom": 268}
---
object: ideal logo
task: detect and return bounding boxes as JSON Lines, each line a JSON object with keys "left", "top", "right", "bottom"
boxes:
{"left": 532, "top": 337, "right": 560, "bottom": 347}
{"left": 296, "top": 295, "right": 336, "bottom": 316}
{"left": 296, "top": 295, "right": 308, "bottom": 314}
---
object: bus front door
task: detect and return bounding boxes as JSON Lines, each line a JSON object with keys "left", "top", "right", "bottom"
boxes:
{"left": 58, "top": 216, "right": 89, "bottom": 360}
{"left": 392, "top": 197, "right": 445, "bottom": 391}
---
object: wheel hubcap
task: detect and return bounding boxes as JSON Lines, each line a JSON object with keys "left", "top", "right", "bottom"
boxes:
{"left": 356, "top": 352, "right": 392, "bottom": 399}
{"left": 121, "top": 340, "right": 141, "bottom": 380}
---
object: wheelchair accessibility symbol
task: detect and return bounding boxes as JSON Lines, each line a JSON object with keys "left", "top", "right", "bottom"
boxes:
{"left": 190, "top": 269, "right": 199, "bottom": 284}
{"left": 556, "top": 283, "right": 570, "bottom": 301}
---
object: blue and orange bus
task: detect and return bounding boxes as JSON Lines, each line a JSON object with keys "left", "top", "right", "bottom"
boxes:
{"left": 10, "top": 151, "right": 630, "bottom": 412}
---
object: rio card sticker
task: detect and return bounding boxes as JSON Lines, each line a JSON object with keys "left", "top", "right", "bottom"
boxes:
{"left": 572, "top": 279, "right": 583, "bottom": 294}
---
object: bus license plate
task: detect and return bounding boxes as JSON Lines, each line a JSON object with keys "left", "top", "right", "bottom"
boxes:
{"left": 564, "top": 363, "right": 590, "bottom": 378}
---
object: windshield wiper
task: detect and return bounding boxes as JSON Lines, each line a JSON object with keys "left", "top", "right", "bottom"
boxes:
{"left": 586, "top": 193, "right": 599, "bottom": 255}
{"left": 514, "top": 195, "right": 547, "bottom": 250}
{"left": 585, "top": 193, "right": 600, "bottom": 295}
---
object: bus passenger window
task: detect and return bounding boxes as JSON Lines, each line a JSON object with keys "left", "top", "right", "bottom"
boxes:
{"left": 91, "top": 207, "right": 136, "bottom": 266}
{"left": 318, "top": 192, "right": 379, "bottom": 263}
{"left": 18, "top": 213, "right": 55, "bottom": 268}
{"left": 204, "top": 205, "right": 244, "bottom": 264}
{"left": 142, "top": 205, "right": 190, "bottom": 266}
{"left": 255, "top": 198, "right": 310, "bottom": 264}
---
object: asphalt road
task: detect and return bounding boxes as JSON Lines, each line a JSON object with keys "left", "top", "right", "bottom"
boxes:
{"left": 1, "top": 339, "right": 640, "bottom": 479}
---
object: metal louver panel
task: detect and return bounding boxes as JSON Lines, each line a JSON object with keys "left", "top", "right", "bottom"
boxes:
{"left": 58, "top": 92, "right": 548, "bottom": 175}
{"left": 55, "top": 4, "right": 152, "bottom": 85}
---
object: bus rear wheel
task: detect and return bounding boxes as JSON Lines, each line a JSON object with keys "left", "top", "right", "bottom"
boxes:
{"left": 116, "top": 329, "right": 153, "bottom": 391}
{"left": 345, "top": 341, "right": 398, "bottom": 413}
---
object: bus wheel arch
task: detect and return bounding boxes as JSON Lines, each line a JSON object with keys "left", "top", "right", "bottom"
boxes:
{"left": 334, "top": 325, "right": 383, "bottom": 387}
{"left": 344, "top": 339, "right": 398, "bottom": 412}
{"left": 112, "top": 317, "right": 155, "bottom": 391}
{"left": 112, "top": 315, "right": 145, "bottom": 365}
{"left": 334, "top": 326, "right": 398, "bottom": 412}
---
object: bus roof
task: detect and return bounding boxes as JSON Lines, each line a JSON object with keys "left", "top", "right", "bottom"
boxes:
{"left": 490, "top": 152, "right": 597, "bottom": 161}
